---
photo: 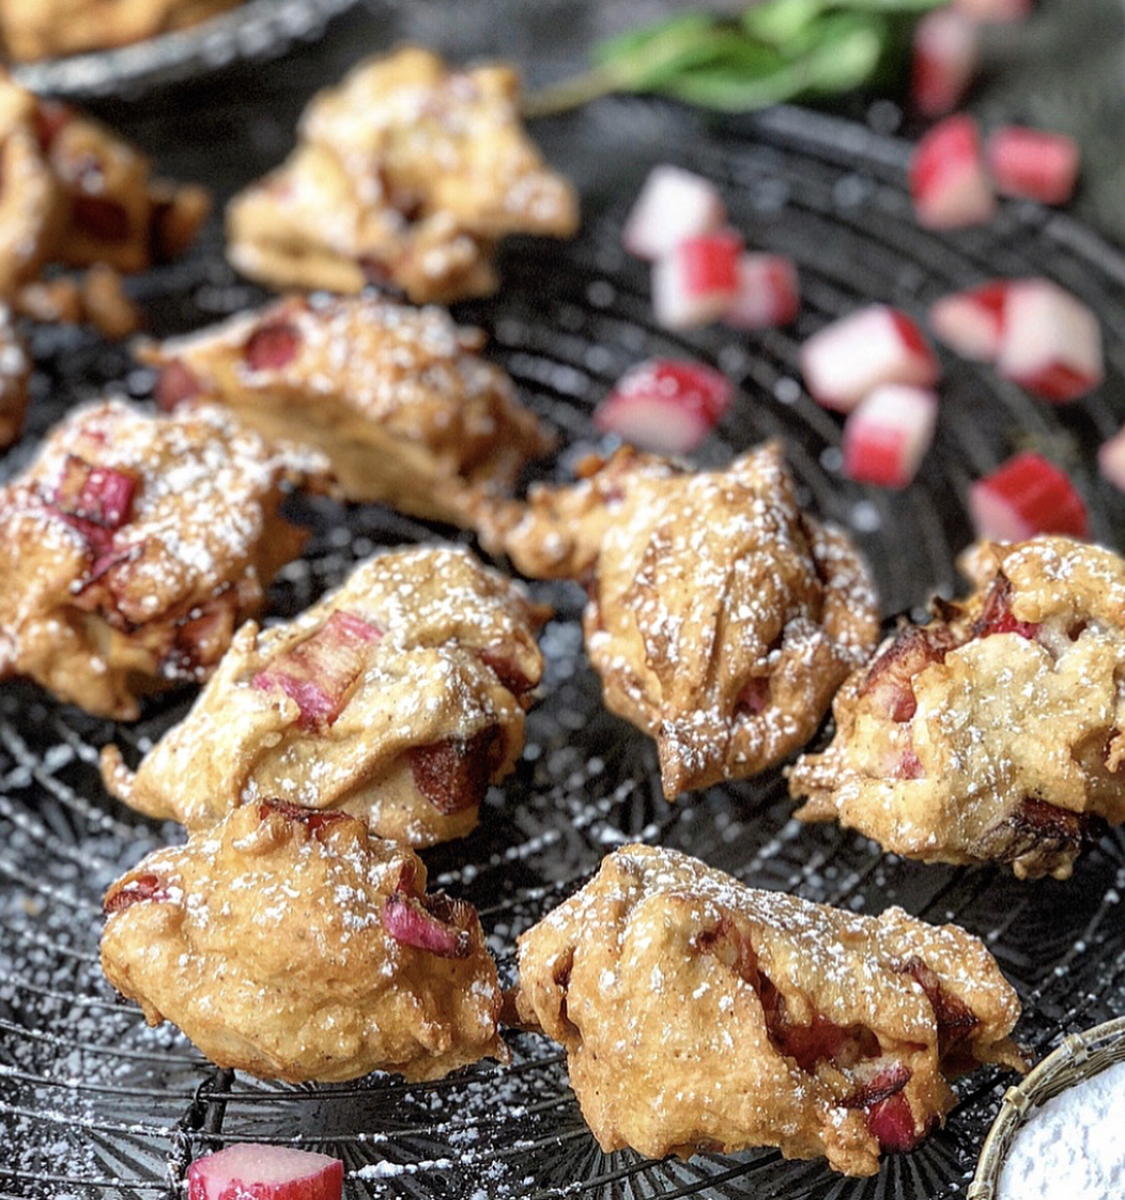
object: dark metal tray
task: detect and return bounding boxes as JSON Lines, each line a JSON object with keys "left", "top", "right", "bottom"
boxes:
{"left": 2, "top": 96, "right": 1125, "bottom": 1199}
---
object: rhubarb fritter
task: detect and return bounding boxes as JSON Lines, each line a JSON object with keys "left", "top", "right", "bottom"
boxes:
{"left": 139, "top": 292, "right": 555, "bottom": 525}
{"left": 225, "top": 46, "right": 578, "bottom": 303}
{"left": 101, "top": 546, "right": 544, "bottom": 846}
{"left": 489, "top": 442, "right": 879, "bottom": 797}
{"left": 0, "top": 398, "right": 328, "bottom": 720}
{"left": 101, "top": 800, "right": 506, "bottom": 1083}
{"left": 514, "top": 844, "right": 1024, "bottom": 1176}
{"left": 789, "top": 536, "right": 1125, "bottom": 879}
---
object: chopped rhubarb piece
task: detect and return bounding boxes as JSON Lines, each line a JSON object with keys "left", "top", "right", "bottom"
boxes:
{"left": 652, "top": 230, "right": 742, "bottom": 329}
{"left": 479, "top": 646, "right": 536, "bottom": 698}
{"left": 593, "top": 358, "right": 733, "bottom": 454}
{"left": 409, "top": 727, "right": 499, "bottom": 815}
{"left": 1098, "top": 425, "right": 1125, "bottom": 492}
{"left": 895, "top": 748, "right": 924, "bottom": 779}
{"left": 243, "top": 321, "right": 301, "bottom": 372}
{"left": 735, "top": 675, "right": 770, "bottom": 717}
{"left": 995, "top": 279, "right": 1102, "bottom": 402}
{"left": 103, "top": 873, "right": 170, "bottom": 914}
{"left": 970, "top": 451, "right": 1089, "bottom": 540}
{"left": 32, "top": 100, "right": 74, "bottom": 151}
{"left": 842, "top": 384, "right": 938, "bottom": 489}
{"left": 927, "top": 280, "right": 1008, "bottom": 361}
{"left": 258, "top": 799, "right": 352, "bottom": 838}
{"left": 951, "top": 0, "right": 1032, "bottom": 22}
{"left": 911, "top": 8, "right": 979, "bottom": 118}
{"left": 723, "top": 252, "right": 799, "bottom": 330}
{"left": 896, "top": 958, "right": 980, "bottom": 1053}
{"left": 800, "top": 305, "right": 939, "bottom": 414}
{"left": 909, "top": 114, "right": 996, "bottom": 229}
{"left": 55, "top": 456, "right": 136, "bottom": 529}
{"left": 186, "top": 1142, "right": 343, "bottom": 1200}
{"left": 859, "top": 625, "right": 958, "bottom": 721}
{"left": 71, "top": 196, "right": 131, "bottom": 243}
{"left": 383, "top": 890, "right": 472, "bottom": 958}
{"left": 622, "top": 164, "right": 727, "bottom": 261}
{"left": 154, "top": 360, "right": 203, "bottom": 411}
{"left": 252, "top": 610, "right": 381, "bottom": 730}
{"left": 866, "top": 1090, "right": 921, "bottom": 1153}
{"left": 973, "top": 573, "right": 1040, "bottom": 639}
{"left": 987, "top": 126, "right": 1080, "bottom": 205}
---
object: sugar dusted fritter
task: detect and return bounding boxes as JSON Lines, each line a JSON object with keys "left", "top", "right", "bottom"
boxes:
{"left": 226, "top": 46, "right": 578, "bottom": 304}
{"left": 0, "top": 71, "right": 208, "bottom": 295}
{"left": 101, "top": 546, "right": 544, "bottom": 846}
{"left": 0, "top": 0, "right": 244, "bottom": 61}
{"left": 514, "top": 844, "right": 1024, "bottom": 1176}
{"left": 0, "top": 398, "right": 329, "bottom": 720}
{"left": 101, "top": 800, "right": 506, "bottom": 1083}
{"left": 139, "top": 292, "right": 555, "bottom": 526}
{"left": 790, "top": 536, "right": 1125, "bottom": 880}
{"left": 488, "top": 442, "right": 879, "bottom": 797}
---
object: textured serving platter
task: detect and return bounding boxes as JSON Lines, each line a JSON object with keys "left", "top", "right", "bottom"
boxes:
{"left": 2, "top": 96, "right": 1125, "bottom": 1199}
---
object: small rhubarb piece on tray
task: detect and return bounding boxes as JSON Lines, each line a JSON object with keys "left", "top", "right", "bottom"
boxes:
{"left": 1098, "top": 426, "right": 1125, "bottom": 492}
{"left": 651, "top": 229, "right": 742, "bottom": 329}
{"left": 987, "top": 125, "right": 1080, "bottom": 205}
{"left": 622, "top": 164, "right": 726, "bottom": 260}
{"left": 927, "top": 280, "right": 1008, "bottom": 361}
{"left": 910, "top": 114, "right": 996, "bottom": 229}
{"left": 911, "top": 8, "right": 979, "bottom": 118}
{"left": 594, "top": 358, "right": 733, "bottom": 454}
{"left": 995, "top": 279, "right": 1102, "bottom": 402}
{"left": 842, "top": 385, "right": 938, "bottom": 489}
{"left": 969, "top": 451, "right": 1089, "bottom": 540}
{"left": 800, "top": 305, "right": 939, "bottom": 413}
{"left": 724, "top": 252, "right": 799, "bottom": 330}
{"left": 187, "top": 1143, "right": 343, "bottom": 1200}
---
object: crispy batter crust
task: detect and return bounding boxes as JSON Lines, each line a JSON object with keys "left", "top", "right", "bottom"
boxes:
{"left": 514, "top": 844, "right": 1023, "bottom": 1176}
{"left": 138, "top": 292, "right": 555, "bottom": 525}
{"left": 101, "top": 801, "right": 506, "bottom": 1083}
{"left": 101, "top": 546, "right": 545, "bottom": 846}
{"left": 0, "top": 398, "right": 329, "bottom": 720}
{"left": 226, "top": 46, "right": 578, "bottom": 304}
{"left": 492, "top": 443, "right": 879, "bottom": 796}
{"left": 789, "top": 536, "right": 1125, "bottom": 879}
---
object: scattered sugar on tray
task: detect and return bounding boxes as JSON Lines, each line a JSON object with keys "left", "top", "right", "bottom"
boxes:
{"left": 996, "top": 1058, "right": 1125, "bottom": 1200}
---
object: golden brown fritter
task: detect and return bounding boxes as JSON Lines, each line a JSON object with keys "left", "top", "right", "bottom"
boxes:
{"left": 138, "top": 292, "right": 555, "bottom": 526}
{"left": 101, "top": 800, "right": 506, "bottom": 1083}
{"left": 226, "top": 46, "right": 578, "bottom": 303}
{"left": 489, "top": 442, "right": 879, "bottom": 797}
{"left": 0, "top": 398, "right": 328, "bottom": 720}
{"left": 514, "top": 844, "right": 1024, "bottom": 1176}
{"left": 789, "top": 536, "right": 1125, "bottom": 879}
{"left": 101, "top": 546, "right": 545, "bottom": 846}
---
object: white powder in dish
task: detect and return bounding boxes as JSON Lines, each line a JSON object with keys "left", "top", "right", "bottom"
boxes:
{"left": 997, "top": 1058, "right": 1125, "bottom": 1200}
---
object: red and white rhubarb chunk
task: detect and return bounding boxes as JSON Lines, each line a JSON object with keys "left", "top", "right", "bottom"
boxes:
{"left": 987, "top": 125, "right": 1080, "bottom": 205}
{"left": 1098, "top": 425, "right": 1125, "bottom": 492}
{"left": 800, "top": 305, "right": 939, "bottom": 414}
{"left": 594, "top": 358, "right": 733, "bottom": 454}
{"left": 622, "top": 164, "right": 727, "bottom": 260}
{"left": 927, "top": 280, "right": 1007, "bottom": 361}
{"left": 724, "top": 252, "right": 799, "bottom": 330}
{"left": 842, "top": 384, "right": 938, "bottom": 489}
{"left": 252, "top": 610, "right": 381, "bottom": 730}
{"left": 651, "top": 229, "right": 742, "bottom": 329}
{"left": 911, "top": 8, "right": 979, "bottom": 118}
{"left": 951, "top": 0, "right": 1032, "bottom": 22}
{"left": 187, "top": 1143, "right": 343, "bottom": 1200}
{"left": 909, "top": 114, "right": 996, "bottom": 229}
{"left": 969, "top": 451, "right": 1089, "bottom": 540}
{"left": 995, "top": 279, "right": 1102, "bottom": 402}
